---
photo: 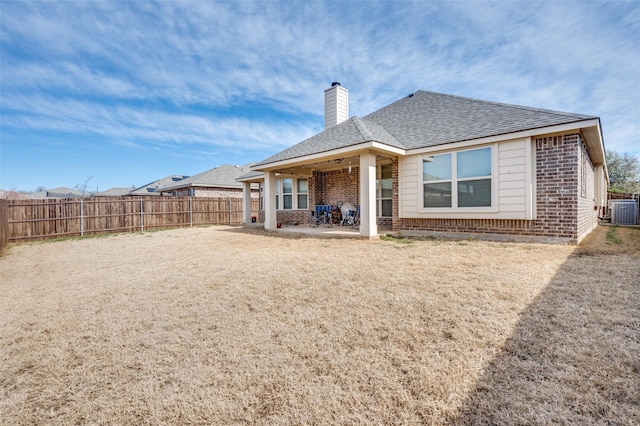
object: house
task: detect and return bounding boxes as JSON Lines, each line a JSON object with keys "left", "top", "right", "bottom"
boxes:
{"left": 126, "top": 175, "right": 189, "bottom": 196}
{"left": 95, "top": 187, "right": 135, "bottom": 197}
{"left": 31, "top": 187, "right": 86, "bottom": 199}
{"left": 158, "top": 163, "right": 259, "bottom": 197}
{"left": 238, "top": 83, "right": 608, "bottom": 243}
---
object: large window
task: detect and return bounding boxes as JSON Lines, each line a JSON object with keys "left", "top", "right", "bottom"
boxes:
{"left": 376, "top": 163, "right": 393, "bottom": 217}
{"left": 274, "top": 177, "right": 308, "bottom": 210}
{"left": 423, "top": 147, "right": 492, "bottom": 209}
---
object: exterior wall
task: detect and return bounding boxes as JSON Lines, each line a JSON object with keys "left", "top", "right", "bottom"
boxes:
{"left": 399, "top": 138, "right": 531, "bottom": 220}
{"left": 311, "top": 168, "right": 359, "bottom": 206}
{"left": 392, "top": 159, "right": 401, "bottom": 230}
{"left": 497, "top": 139, "right": 529, "bottom": 217}
{"left": 398, "top": 134, "right": 596, "bottom": 242}
{"left": 577, "top": 138, "right": 598, "bottom": 241}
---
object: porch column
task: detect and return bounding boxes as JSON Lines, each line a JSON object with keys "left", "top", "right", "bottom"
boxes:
{"left": 359, "top": 151, "right": 378, "bottom": 238}
{"left": 264, "top": 171, "right": 277, "bottom": 231}
{"left": 242, "top": 181, "right": 252, "bottom": 224}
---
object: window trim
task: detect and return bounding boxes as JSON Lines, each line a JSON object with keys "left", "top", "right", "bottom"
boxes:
{"left": 419, "top": 145, "right": 497, "bottom": 213}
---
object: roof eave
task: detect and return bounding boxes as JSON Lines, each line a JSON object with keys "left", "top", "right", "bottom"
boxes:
{"left": 252, "top": 141, "right": 406, "bottom": 172}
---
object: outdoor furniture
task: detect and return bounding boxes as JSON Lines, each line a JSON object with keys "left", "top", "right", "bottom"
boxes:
{"left": 340, "top": 203, "right": 360, "bottom": 227}
{"left": 311, "top": 205, "right": 333, "bottom": 227}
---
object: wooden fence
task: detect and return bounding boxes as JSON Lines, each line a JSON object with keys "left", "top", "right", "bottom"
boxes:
{"left": 7, "top": 197, "right": 260, "bottom": 243}
{"left": 0, "top": 199, "right": 8, "bottom": 252}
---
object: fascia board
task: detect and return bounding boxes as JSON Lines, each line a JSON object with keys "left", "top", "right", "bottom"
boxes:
{"left": 236, "top": 175, "right": 264, "bottom": 183}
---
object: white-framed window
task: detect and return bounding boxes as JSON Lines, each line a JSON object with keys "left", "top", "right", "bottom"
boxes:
{"left": 273, "top": 177, "right": 308, "bottom": 210}
{"left": 297, "top": 179, "right": 308, "bottom": 209}
{"left": 422, "top": 147, "right": 492, "bottom": 209}
{"left": 376, "top": 163, "right": 392, "bottom": 217}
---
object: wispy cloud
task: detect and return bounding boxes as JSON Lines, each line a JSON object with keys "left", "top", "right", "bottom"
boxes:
{"left": 1, "top": 0, "right": 638, "bottom": 189}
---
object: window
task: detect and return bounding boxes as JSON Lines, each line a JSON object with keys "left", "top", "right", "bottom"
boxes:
{"left": 273, "top": 177, "right": 308, "bottom": 210}
{"left": 282, "top": 178, "right": 293, "bottom": 209}
{"left": 423, "top": 147, "right": 492, "bottom": 209}
{"left": 297, "top": 179, "right": 308, "bottom": 209}
{"left": 423, "top": 153, "right": 452, "bottom": 207}
{"left": 376, "top": 164, "right": 393, "bottom": 217}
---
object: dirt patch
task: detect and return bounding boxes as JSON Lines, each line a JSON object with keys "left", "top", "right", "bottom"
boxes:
{"left": 0, "top": 225, "right": 637, "bottom": 424}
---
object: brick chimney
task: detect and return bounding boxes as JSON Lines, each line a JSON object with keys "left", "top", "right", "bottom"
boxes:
{"left": 324, "top": 82, "right": 349, "bottom": 129}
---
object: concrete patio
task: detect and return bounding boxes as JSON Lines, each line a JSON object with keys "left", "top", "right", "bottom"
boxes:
{"left": 243, "top": 223, "right": 395, "bottom": 239}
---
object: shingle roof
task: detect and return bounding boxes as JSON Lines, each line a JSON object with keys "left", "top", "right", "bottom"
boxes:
{"left": 159, "top": 163, "right": 255, "bottom": 191}
{"left": 254, "top": 90, "right": 597, "bottom": 167}
{"left": 96, "top": 187, "right": 134, "bottom": 197}
{"left": 128, "top": 175, "right": 189, "bottom": 196}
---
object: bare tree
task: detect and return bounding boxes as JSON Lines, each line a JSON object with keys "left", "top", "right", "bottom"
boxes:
{"left": 74, "top": 176, "right": 94, "bottom": 199}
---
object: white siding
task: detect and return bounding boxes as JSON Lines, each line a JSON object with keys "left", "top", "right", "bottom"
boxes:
{"left": 498, "top": 139, "right": 527, "bottom": 215}
{"left": 399, "top": 156, "right": 419, "bottom": 216}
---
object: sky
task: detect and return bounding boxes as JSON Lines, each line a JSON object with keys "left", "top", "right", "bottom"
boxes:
{"left": 1, "top": 0, "right": 639, "bottom": 192}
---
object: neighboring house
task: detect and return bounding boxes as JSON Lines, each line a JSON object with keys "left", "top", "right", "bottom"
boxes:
{"left": 31, "top": 187, "right": 86, "bottom": 199}
{"left": 0, "top": 190, "right": 30, "bottom": 200}
{"left": 95, "top": 187, "right": 135, "bottom": 197}
{"left": 238, "top": 83, "right": 607, "bottom": 243}
{"left": 158, "top": 164, "right": 259, "bottom": 197}
{"left": 127, "top": 175, "right": 189, "bottom": 196}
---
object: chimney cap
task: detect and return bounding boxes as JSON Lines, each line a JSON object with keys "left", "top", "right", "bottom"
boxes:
{"left": 331, "top": 81, "right": 341, "bottom": 87}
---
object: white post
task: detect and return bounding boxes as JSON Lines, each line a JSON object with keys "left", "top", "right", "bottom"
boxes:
{"left": 242, "top": 181, "right": 252, "bottom": 224}
{"left": 264, "top": 171, "right": 277, "bottom": 231}
{"left": 359, "top": 151, "right": 378, "bottom": 238}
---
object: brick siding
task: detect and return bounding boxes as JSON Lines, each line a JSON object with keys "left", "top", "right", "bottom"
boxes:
{"left": 311, "top": 168, "right": 359, "bottom": 206}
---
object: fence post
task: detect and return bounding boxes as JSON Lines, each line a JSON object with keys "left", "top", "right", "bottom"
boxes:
{"left": 80, "top": 199, "right": 84, "bottom": 237}
{"left": 140, "top": 198, "right": 144, "bottom": 232}
{"left": 189, "top": 196, "right": 193, "bottom": 228}
{"left": 229, "top": 197, "right": 232, "bottom": 224}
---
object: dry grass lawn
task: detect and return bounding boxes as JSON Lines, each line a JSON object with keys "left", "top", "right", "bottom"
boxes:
{"left": 0, "top": 225, "right": 638, "bottom": 425}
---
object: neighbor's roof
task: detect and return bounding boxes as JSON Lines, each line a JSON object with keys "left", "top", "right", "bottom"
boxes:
{"left": 127, "top": 175, "right": 189, "bottom": 196}
{"left": 96, "top": 187, "right": 134, "bottom": 197}
{"left": 31, "top": 187, "right": 85, "bottom": 199}
{"left": 159, "top": 163, "right": 255, "bottom": 191}
{"left": 254, "top": 90, "right": 597, "bottom": 167}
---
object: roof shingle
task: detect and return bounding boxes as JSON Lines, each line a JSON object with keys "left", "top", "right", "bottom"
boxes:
{"left": 254, "top": 90, "right": 597, "bottom": 167}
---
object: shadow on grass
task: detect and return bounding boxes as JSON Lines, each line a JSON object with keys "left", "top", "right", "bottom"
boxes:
{"left": 452, "top": 226, "right": 640, "bottom": 424}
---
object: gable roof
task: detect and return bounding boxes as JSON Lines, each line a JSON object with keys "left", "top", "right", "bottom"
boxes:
{"left": 127, "top": 175, "right": 189, "bottom": 196}
{"left": 254, "top": 90, "right": 598, "bottom": 168}
{"left": 159, "top": 163, "right": 255, "bottom": 192}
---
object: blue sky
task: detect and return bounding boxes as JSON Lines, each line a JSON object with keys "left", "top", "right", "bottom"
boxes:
{"left": 1, "top": 0, "right": 639, "bottom": 192}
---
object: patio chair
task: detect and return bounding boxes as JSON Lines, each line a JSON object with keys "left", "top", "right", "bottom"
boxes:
{"left": 311, "top": 205, "right": 333, "bottom": 228}
{"left": 339, "top": 202, "right": 355, "bottom": 226}
{"left": 340, "top": 204, "right": 360, "bottom": 228}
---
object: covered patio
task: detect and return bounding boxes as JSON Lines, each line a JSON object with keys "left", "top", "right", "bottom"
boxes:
{"left": 238, "top": 147, "right": 400, "bottom": 240}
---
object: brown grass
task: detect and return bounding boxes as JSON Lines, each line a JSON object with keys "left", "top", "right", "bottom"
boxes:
{"left": 0, "top": 225, "right": 638, "bottom": 424}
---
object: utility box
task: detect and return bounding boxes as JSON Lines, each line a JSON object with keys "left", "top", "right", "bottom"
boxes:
{"left": 610, "top": 199, "right": 639, "bottom": 225}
